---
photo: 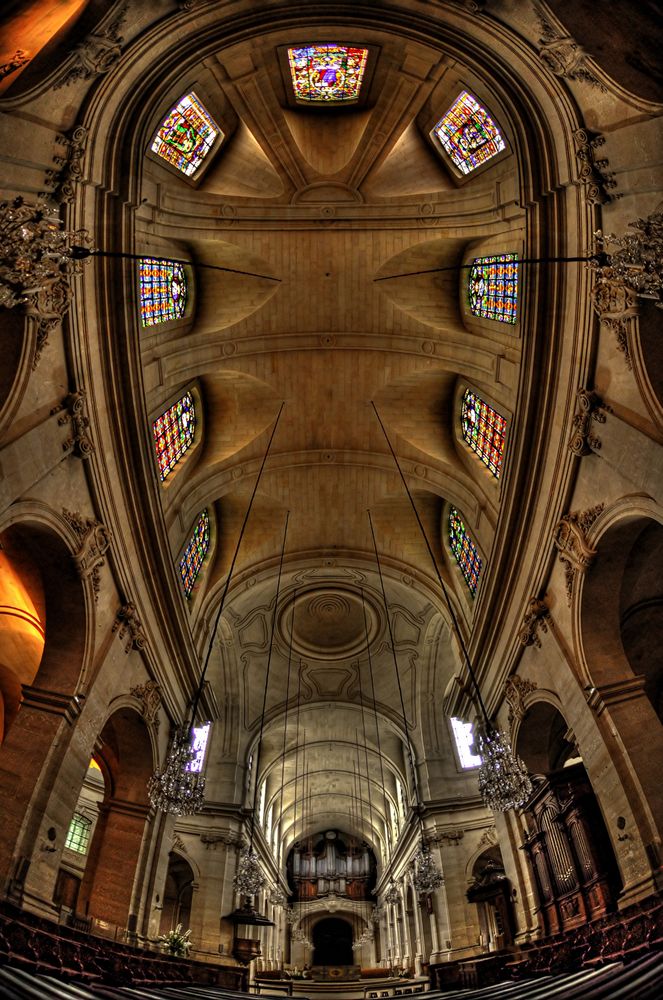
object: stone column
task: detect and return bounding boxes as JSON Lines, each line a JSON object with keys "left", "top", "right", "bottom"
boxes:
{"left": 79, "top": 797, "right": 150, "bottom": 926}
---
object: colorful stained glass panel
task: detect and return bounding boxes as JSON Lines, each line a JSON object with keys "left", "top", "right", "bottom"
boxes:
{"left": 288, "top": 44, "right": 369, "bottom": 102}
{"left": 433, "top": 90, "right": 505, "bottom": 174}
{"left": 179, "top": 509, "right": 210, "bottom": 599}
{"left": 151, "top": 91, "right": 221, "bottom": 177}
{"left": 186, "top": 723, "right": 211, "bottom": 773}
{"left": 449, "top": 507, "right": 482, "bottom": 596}
{"left": 152, "top": 391, "right": 196, "bottom": 482}
{"left": 461, "top": 389, "right": 507, "bottom": 478}
{"left": 468, "top": 253, "right": 519, "bottom": 324}
{"left": 139, "top": 258, "right": 187, "bottom": 326}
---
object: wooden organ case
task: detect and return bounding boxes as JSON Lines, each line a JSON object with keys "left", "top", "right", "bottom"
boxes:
{"left": 521, "top": 764, "right": 620, "bottom": 935}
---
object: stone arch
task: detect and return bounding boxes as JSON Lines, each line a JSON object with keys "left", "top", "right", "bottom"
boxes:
{"left": 159, "top": 850, "right": 196, "bottom": 935}
{"left": 77, "top": 705, "right": 155, "bottom": 927}
{"left": 465, "top": 843, "right": 514, "bottom": 951}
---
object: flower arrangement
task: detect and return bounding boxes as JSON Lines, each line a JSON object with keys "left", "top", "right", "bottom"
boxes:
{"left": 158, "top": 923, "right": 192, "bottom": 957}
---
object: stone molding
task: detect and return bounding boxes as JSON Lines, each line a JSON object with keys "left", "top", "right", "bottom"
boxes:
{"left": 553, "top": 504, "right": 604, "bottom": 604}
{"left": 114, "top": 603, "right": 148, "bottom": 654}
{"left": 569, "top": 388, "right": 612, "bottom": 456}
{"left": 20, "top": 684, "right": 84, "bottom": 724}
{"left": 591, "top": 276, "right": 638, "bottom": 369}
{"left": 504, "top": 675, "right": 537, "bottom": 730}
{"left": 52, "top": 391, "right": 95, "bottom": 458}
{"left": 62, "top": 507, "right": 111, "bottom": 600}
{"left": 129, "top": 679, "right": 161, "bottom": 728}
{"left": 518, "top": 597, "right": 553, "bottom": 648}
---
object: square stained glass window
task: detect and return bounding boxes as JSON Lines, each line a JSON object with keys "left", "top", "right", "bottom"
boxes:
{"left": 468, "top": 253, "right": 518, "bottom": 324}
{"left": 288, "top": 44, "right": 369, "bottom": 102}
{"left": 449, "top": 507, "right": 482, "bottom": 596}
{"left": 179, "top": 509, "right": 210, "bottom": 598}
{"left": 150, "top": 91, "right": 221, "bottom": 177}
{"left": 152, "top": 391, "right": 196, "bottom": 482}
{"left": 433, "top": 90, "right": 505, "bottom": 175}
{"left": 461, "top": 389, "right": 507, "bottom": 478}
{"left": 139, "top": 258, "right": 187, "bottom": 326}
{"left": 65, "top": 812, "right": 92, "bottom": 854}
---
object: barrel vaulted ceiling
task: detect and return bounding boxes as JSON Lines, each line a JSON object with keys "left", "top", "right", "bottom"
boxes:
{"left": 63, "top": 0, "right": 598, "bottom": 865}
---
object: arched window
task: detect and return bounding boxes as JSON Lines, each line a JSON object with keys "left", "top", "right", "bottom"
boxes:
{"left": 461, "top": 389, "right": 507, "bottom": 478}
{"left": 150, "top": 91, "right": 222, "bottom": 177}
{"left": 187, "top": 722, "right": 211, "bottom": 773}
{"left": 468, "top": 253, "right": 519, "bottom": 323}
{"left": 449, "top": 507, "right": 482, "bottom": 596}
{"left": 139, "top": 258, "right": 187, "bottom": 326}
{"left": 65, "top": 812, "right": 92, "bottom": 855}
{"left": 450, "top": 717, "right": 481, "bottom": 769}
{"left": 432, "top": 91, "right": 506, "bottom": 174}
{"left": 288, "top": 44, "right": 369, "bottom": 102}
{"left": 152, "top": 391, "right": 196, "bottom": 482}
{"left": 179, "top": 509, "right": 210, "bottom": 598}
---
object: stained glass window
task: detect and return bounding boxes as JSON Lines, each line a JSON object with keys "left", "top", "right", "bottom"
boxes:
{"left": 433, "top": 91, "right": 505, "bottom": 174}
{"left": 179, "top": 509, "right": 210, "bottom": 598}
{"left": 65, "top": 812, "right": 92, "bottom": 854}
{"left": 449, "top": 507, "right": 482, "bottom": 596}
{"left": 468, "top": 253, "right": 519, "bottom": 323}
{"left": 139, "top": 258, "right": 187, "bottom": 326}
{"left": 151, "top": 91, "right": 221, "bottom": 177}
{"left": 450, "top": 718, "right": 481, "bottom": 768}
{"left": 461, "top": 389, "right": 507, "bottom": 478}
{"left": 152, "top": 391, "right": 196, "bottom": 482}
{"left": 288, "top": 44, "right": 369, "bottom": 102}
{"left": 186, "top": 722, "right": 211, "bottom": 773}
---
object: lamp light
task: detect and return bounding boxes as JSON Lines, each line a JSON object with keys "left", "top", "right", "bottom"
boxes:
{"left": 410, "top": 840, "right": 444, "bottom": 894}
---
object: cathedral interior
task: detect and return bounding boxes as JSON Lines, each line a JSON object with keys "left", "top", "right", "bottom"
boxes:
{"left": 0, "top": 0, "right": 662, "bottom": 996}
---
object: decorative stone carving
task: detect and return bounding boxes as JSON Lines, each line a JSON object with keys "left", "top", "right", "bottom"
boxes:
{"left": 55, "top": 6, "right": 128, "bottom": 89}
{"left": 200, "top": 830, "right": 243, "bottom": 850}
{"left": 478, "top": 827, "right": 498, "bottom": 848}
{"left": 129, "top": 679, "right": 160, "bottom": 727}
{"left": 518, "top": 597, "right": 553, "bottom": 648}
{"left": 590, "top": 276, "right": 638, "bottom": 369}
{"left": 27, "top": 276, "right": 74, "bottom": 369}
{"left": 504, "top": 675, "right": 537, "bottom": 730}
{"left": 172, "top": 833, "right": 188, "bottom": 854}
{"left": 42, "top": 127, "right": 89, "bottom": 206}
{"left": 553, "top": 504, "right": 605, "bottom": 603}
{"left": 51, "top": 390, "right": 94, "bottom": 458}
{"left": 114, "top": 603, "right": 147, "bottom": 654}
{"left": 569, "top": 388, "right": 612, "bottom": 456}
{"left": 0, "top": 50, "right": 30, "bottom": 83}
{"left": 536, "top": 11, "right": 606, "bottom": 91}
{"left": 62, "top": 508, "right": 111, "bottom": 600}
{"left": 572, "top": 129, "right": 617, "bottom": 205}
{"left": 426, "top": 830, "right": 464, "bottom": 847}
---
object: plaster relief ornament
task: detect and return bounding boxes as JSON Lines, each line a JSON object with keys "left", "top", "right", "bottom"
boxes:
{"left": 115, "top": 603, "right": 148, "bottom": 654}
{"left": 62, "top": 507, "right": 111, "bottom": 600}
{"left": 590, "top": 276, "right": 638, "bottom": 369}
{"left": 504, "top": 675, "right": 537, "bottom": 731}
{"left": 518, "top": 597, "right": 552, "bottom": 648}
{"left": 568, "top": 388, "right": 612, "bottom": 457}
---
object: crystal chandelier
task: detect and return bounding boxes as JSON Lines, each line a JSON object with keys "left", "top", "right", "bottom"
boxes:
{"left": 592, "top": 211, "right": 663, "bottom": 308}
{"left": 477, "top": 728, "right": 533, "bottom": 811}
{"left": 0, "top": 197, "right": 88, "bottom": 310}
{"left": 147, "top": 726, "right": 205, "bottom": 816}
{"left": 411, "top": 841, "right": 444, "bottom": 894}
{"left": 233, "top": 849, "right": 267, "bottom": 897}
{"left": 383, "top": 878, "right": 400, "bottom": 906}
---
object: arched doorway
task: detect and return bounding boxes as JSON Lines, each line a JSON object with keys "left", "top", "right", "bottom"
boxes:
{"left": 466, "top": 846, "right": 514, "bottom": 951}
{"left": 516, "top": 702, "right": 621, "bottom": 936}
{"left": 312, "top": 917, "right": 353, "bottom": 966}
{"left": 159, "top": 852, "right": 195, "bottom": 934}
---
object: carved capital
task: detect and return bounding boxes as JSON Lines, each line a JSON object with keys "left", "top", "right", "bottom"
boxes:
{"left": 55, "top": 6, "right": 127, "bottom": 88}
{"left": 553, "top": 504, "right": 604, "bottom": 604}
{"left": 591, "top": 276, "right": 638, "bottom": 369}
{"left": 62, "top": 508, "right": 111, "bottom": 600}
{"left": 114, "top": 603, "right": 147, "bottom": 654}
{"left": 51, "top": 390, "right": 94, "bottom": 458}
{"left": 518, "top": 597, "right": 553, "bottom": 648}
{"left": 568, "top": 388, "right": 612, "bottom": 456}
{"left": 129, "top": 678, "right": 161, "bottom": 726}
{"left": 504, "top": 675, "right": 537, "bottom": 729}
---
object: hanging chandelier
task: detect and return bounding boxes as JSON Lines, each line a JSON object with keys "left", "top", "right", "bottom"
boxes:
{"left": 592, "top": 211, "right": 663, "bottom": 307}
{"left": 477, "top": 728, "right": 533, "bottom": 812}
{"left": 0, "top": 197, "right": 88, "bottom": 310}
{"left": 410, "top": 840, "right": 444, "bottom": 894}
{"left": 233, "top": 849, "right": 267, "bottom": 897}
{"left": 147, "top": 726, "right": 205, "bottom": 816}
{"left": 383, "top": 878, "right": 400, "bottom": 906}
